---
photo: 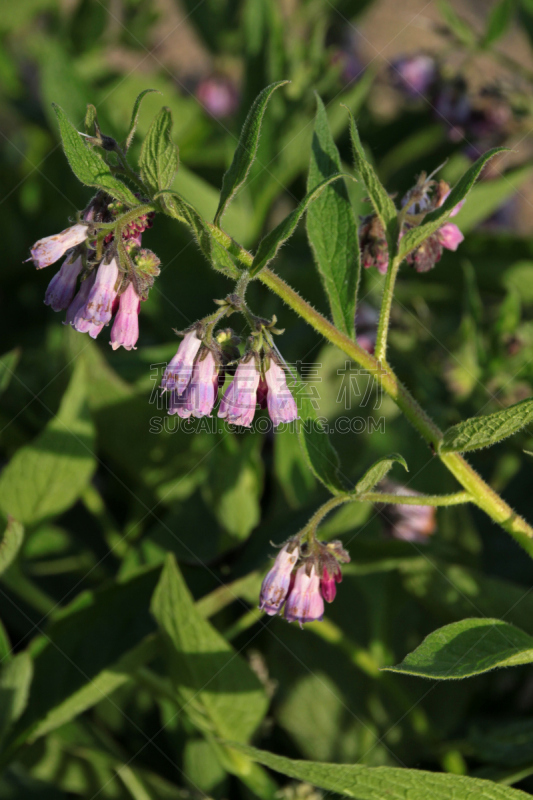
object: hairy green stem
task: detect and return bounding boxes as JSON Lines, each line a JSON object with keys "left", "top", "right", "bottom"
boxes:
{"left": 375, "top": 255, "right": 401, "bottom": 363}
{"left": 361, "top": 491, "right": 471, "bottom": 507}
{"left": 208, "top": 226, "right": 533, "bottom": 555}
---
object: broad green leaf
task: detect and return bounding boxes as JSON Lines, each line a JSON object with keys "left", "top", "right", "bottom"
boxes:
{"left": 227, "top": 742, "right": 531, "bottom": 800}
{"left": 439, "top": 397, "right": 533, "bottom": 454}
{"left": 295, "top": 379, "right": 347, "bottom": 495}
{"left": 0, "top": 517, "right": 24, "bottom": 575}
{"left": 158, "top": 189, "right": 240, "bottom": 278}
{"left": 345, "top": 107, "right": 399, "bottom": 257}
{"left": 482, "top": 0, "right": 514, "bottom": 46}
{"left": 306, "top": 95, "right": 359, "bottom": 338}
{"left": 125, "top": 88, "right": 161, "bottom": 151}
{"left": 399, "top": 147, "right": 507, "bottom": 260}
{"left": 0, "top": 652, "right": 32, "bottom": 744}
{"left": 438, "top": 0, "right": 478, "bottom": 45}
{"left": 0, "top": 361, "right": 96, "bottom": 526}
{"left": 214, "top": 81, "right": 288, "bottom": 225}
{"left": 384, "top": 618, "right": 533, "bottom": 679}
{"left": 0, "top": 348, "right": 20, "bottom": 394}
{"left": 151, "top": 554, "right": 268, "bottom": 743}
{"left": 250, "top": 175, "right": 349, "bottom": 277}
{"left": 8, "top": 568, "right": 159, "bottom": 753}
{"left": 354, "top": 454, "right": 408, "bottom": 495}
{"left": 53, "top": 104, "right": 138, "bottom": 206}
{"left": 139, "top": 106, "right": 178, "bottom": 193}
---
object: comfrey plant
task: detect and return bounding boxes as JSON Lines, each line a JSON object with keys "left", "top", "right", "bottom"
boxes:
{"left": 31, "top": 85, "right": 533, "bottom": 631}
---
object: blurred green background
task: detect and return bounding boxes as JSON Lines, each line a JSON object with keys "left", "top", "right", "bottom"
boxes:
{"left": 3, "top": 0, "right": 533, "bottom": 797}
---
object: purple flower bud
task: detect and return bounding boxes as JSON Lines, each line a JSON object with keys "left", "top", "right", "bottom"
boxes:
{"left": 218, "top": 357, "right": 260, "bottom": 427}
{"left": 110, "top": 283, "right": 140, "bottom": 351}
{"left": 30, "top": 223, "right": 88, "bottom": 269}
{"left": 320, "top": 566, "right": 341, "bottom": 604}
{"left": 264, "top": 360, "right": 298, "bottom": 427}
{"left": 259, "top": 544, "right": 299, "bottom": 616}
{"left": 390, "top": 54, "right": 436, "bottom": 98}
{"left": 83, "top": 258, "right": 120, "bottom": 326}
{"left": 196, "top": 75, "right": 239, "bottom": 119}
{"left": 44, "top": 255, "right": 83, "bottom": 312}
{"left": 162, "top": 330, "right": 202, "bottom": 394}
{"left": 438, "top": 222, "right": 464, "bottom": 251}
{"left": 184, "top": 350, "right": 219, "bottom": 418}
{"left": 284, "top": 565, "right": 324, "bottom": 627}
{"left": 65, "top": 273, "right": 104, "bottom": 339}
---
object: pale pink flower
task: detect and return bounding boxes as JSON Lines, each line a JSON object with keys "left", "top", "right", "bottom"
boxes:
{"left": 218, "top": 358, "right": 260, "bottom": 427}
{"left": 44, "top": 255, "right": 83, "bottom": 312}
{"left": 161, "top": 331, "right": 202, "bottom": 394}
{"left": 110, "top": 283, "right": 140, "bottom": 351}
{"left": 259, "top": 544, "right": 299, "bottom": 616}
{"left": 284, "top": 565, "right": 324, "bottom": 626}
{"left": 30, "top": 223, "right": 88, "bottom": 269}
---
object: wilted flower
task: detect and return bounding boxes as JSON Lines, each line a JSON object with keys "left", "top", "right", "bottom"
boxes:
{"left": 284, "top": 565, "right": 324, "bottom": 627}
{"left": 30, "top": 223, "right": 88, "bottom": 269}
{"left": 259, "top": 543, "right": 299, "bottom": 616}
{"left": 162, "top": 329, "right": 203, "bottom": 394}
{"left": 110, "top": 283, "right": 140, "bottom": 351}
{"left": 264, "top": 359, "right": 298, "bottom": 427}
{"left": 44, "top": 255, "right": 84, "bottom": 312}
{"left": 404, "top": 178, "right": 465, "bottom": 273}
{"left": 359, "top": 215, "right": 389, "bottom": 274}
{"left": 218, "top": 356, "right": 261, "bottom": 427}
{"left": 390, "top": 54, "right": 437, "bottom": 98}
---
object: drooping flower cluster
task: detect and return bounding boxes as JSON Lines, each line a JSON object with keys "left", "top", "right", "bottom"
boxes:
{"left": 161, "top": 325, "right": 298, "bottom": 427}
{"left": 379, "top": 481, "right": 436, "bottom": 543}
{"left": 359, "top": 174, "right": 464, "bottom": 275}
{"left": 259, "top": 538, "right": 350, "bottom": 626}
{"left": 29, "top": 194, "right": 159, "bottom": 351}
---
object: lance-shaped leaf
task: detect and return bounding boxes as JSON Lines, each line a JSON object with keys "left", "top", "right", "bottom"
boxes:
{"left": 0, "top": 652, "right": 33, "bottom": 746}
{"left": 124, "top": 88, "right": 161, "bottom": 151}
{"left": 0, "top": 517, "right": 24, "bottom": 576}
{"left": 399, "top": 146, "right": 507, "bottom": 261}
{"left": 0, "top": 360, "right": 96, "bottom": 526}
{"left": 139, "top": 106, "right": 179, "bottom": 193}
{"left": 354, "top": 454, "right": 408, "bottom": 495}
{"left": 250, "top": 175, "right": 348, "bottom": 277}
{"left": 226, "top": 742, "right": 531, "bottom": 800}
{"left": 482, "top": 0, "right": 514, "bottom": 47}
{"left": 294, "top": 378, "right": 347, "bottom": 495}
{"left": 214, "top": 81, "right": 288, "bottom": 225}
{"left": 384, "top": 618, "right": 533, "bottom": 679}
{"left": 307, "top": 95, "right": 360, "bottom": 338}
{"left": 53, "top": 104, "right": 138, "bottom": 206}
{"left": 439, "top": 397, "right": 533, "bottom": 454}
{"left": 344, "top": 107, "right": 399, "bottom": 257}
{"left": 151, "top": 554, "right": 268, "bottom": 743}
{"left": 158, "top": 190, "right": 240, "bottom": 279}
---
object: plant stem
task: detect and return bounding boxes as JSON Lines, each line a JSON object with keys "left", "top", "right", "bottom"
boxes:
{"left": 361, "top": 491, "right": 471, "bottom": 506}
{"left": 209, "top": 226, "right": 533, "bottom": 555}
{"left": 375, "top": 255, "right": 401, "bottom": 363}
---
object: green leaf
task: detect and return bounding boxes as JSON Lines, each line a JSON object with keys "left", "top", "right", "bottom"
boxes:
{"left": 0, "top": 517, "right": 24, "bottom": 575}
{"left": 0, "top": 348, "right": 20, "bottom": 394}
{"left": 453, "top": 163, "right": 533, "bottom": 233}
{"left": 125, "top": 88, "right": 161, "bottom": 151}
{"left": 0, "top": 360, "right": 96, "bottom": 526}
{"left": 139, "top": 106, "right": 179, "bottom": 193}
{"left": 53, "top": 104, "right": 138, "bottom": 206}
{"left": 0, "top": 652, "right": 32, "bottom": 745}
{"left": 439, "top": 397, "right": 533, "bottom": 454}
{"left": 151, "top": 554, "right": 268, "bottom": 743}
{"left": 250, "top": 175, "right": 349, "bottom": 277}
{"left": 354, "top": 454, "right": 408, "bottom": 495}
{"left": 384, "top": 618, "right": 533, "bottom": 679}
{"left": 482, "top": 0, "right": 514, "bottom": 46}
{"left": 306, "top": 95, "right": 360, "bottom": 338}
{"left": 399, "top": 147, "right": 507, "bottom": 261}
{"left": 158, "top": 189, "right": 240, "bottom": 278}
{"left": 227, "top": 742, "right": 531, "bottom": 800}
{"left": 214, "top": 81, "right": 288, "bottom": 225}
{"left": 345, "top": 107, "right": 399, "bottom": 257}
{"left": 438, "top": 0, "right": 478, "bottom": 45}
{"left": 295, "top": 379, "right": 347, "bottom": 495}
